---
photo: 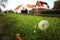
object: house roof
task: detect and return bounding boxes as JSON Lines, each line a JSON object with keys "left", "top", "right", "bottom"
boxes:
{"left": 15, "top": 1, "right": 49, "bottom": 10}
{"left": 27, "top": 4, "right": 35, "bottom": 8}
{"left": 15, "top": 5, "right": 22, "bottom": 10}
{"left": 36, "top": 1, "right": 49, "bottom": 8}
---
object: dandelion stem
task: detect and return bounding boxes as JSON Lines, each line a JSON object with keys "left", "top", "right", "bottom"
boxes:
{"left": 44, "top": 30, "right": 46, "bottom": 40}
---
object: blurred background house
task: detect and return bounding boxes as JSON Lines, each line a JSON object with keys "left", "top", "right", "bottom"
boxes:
{"left": 33, "top": 0, "right": 50, "bottom": 15}
{"left": 14, "top": 0, "right": 50, "bottom": 14}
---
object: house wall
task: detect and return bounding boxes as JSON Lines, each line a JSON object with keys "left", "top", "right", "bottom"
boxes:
{"left": 33, "top": 8, "right": 42, "bottom": 15}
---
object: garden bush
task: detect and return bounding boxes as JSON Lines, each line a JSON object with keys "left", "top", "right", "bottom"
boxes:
{"left": 41, "top": 9, "right": 60, "bottom": 14}
{"left": 8, "top": 10, "right": 14, "bottom": 13}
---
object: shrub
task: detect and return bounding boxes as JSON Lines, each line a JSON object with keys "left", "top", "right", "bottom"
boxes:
{"left": 53, "top": 1, "right": 60, "bottom": 9}
{"left": 41, "top": 9, "right": 60, "bottom": 14}
{"left": 8, "top": 10, "right": 14, "bottom": 13}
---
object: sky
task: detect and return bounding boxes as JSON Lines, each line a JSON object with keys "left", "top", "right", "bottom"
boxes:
{"left": 0, "top": 0, "right": 56, "bottom": 11}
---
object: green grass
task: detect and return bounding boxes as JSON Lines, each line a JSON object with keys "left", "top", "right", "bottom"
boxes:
{"left": 0, "top": 13, "right": 60, "bottom": 40}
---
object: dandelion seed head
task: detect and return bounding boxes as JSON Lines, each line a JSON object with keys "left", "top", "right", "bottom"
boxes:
{"left": 38, "top": 20, "right": 49, "bottom": 30}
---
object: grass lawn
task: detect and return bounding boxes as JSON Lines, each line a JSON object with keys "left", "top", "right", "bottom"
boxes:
{"left": 0, "top": 13, "right": 60, "bottom": 40}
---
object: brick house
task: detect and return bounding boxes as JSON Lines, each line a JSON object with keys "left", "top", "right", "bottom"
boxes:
{"left": 14, "top": 0, "right": 49, "bottom": 14}
{"left": 33, "top": 1, "right": 49, "bottom": 15}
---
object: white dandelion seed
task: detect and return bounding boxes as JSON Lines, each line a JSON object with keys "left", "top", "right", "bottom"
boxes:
{"left": 34, "top": 30, "right": 36, "bottom": 33}
{"left": 33, "top": 26, "right": 36, "bottom": 33}
{"left": 38, "top": 20, "right": 49, "bottom": 30}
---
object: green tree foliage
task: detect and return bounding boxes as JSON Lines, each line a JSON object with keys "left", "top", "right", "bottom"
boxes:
{"left": 0, "top": 0, "right": 7, "bottom": 12}
{"left": 53, "top": 1, "right": 60, "bottom": 9}
{"left": 0, "top": 0, "right": 7, "bottom": 3}
{"left": 0, "top": 0, "right": 7, "bottom": 8}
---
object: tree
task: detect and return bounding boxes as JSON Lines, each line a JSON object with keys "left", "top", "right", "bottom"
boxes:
{"left": 0, "top": 0, "right": 7, "bottom": 11}
{"left": 0, "top": 0, "right": 7, "bottom": 8}
{"left": 53, "top": 1, "right": 60, "bottom": 9}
